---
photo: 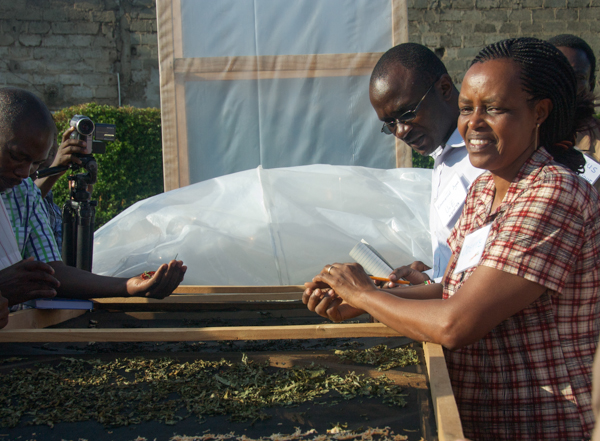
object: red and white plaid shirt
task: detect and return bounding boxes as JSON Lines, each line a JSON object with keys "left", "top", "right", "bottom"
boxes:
{"left": 443, "top": 148, "right": 600, "bottom": 440}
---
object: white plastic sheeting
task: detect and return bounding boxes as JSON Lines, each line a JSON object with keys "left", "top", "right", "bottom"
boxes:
{"left": 92, "top": 165, "right": 432, "bottom": 285}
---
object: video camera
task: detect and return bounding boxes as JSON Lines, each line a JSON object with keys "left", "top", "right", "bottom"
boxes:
{"left": 35, "top": 115, "right": 116, "bottom": 181}
{"left": 69, "top": 114, "right": 116, "bottom": 155}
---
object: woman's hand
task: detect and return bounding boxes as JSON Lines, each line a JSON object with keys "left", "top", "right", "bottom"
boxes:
{"left": 126, "top": 260, "right": 187, "bottom": 299}
{"left": 302, "top": 263, "right": 380, "bottom": 321}
{"left": 302, "top": 282, "right": 365, "bottom": 322}
{"left": 386, "top": 260, "right": 431, "bottom": 287}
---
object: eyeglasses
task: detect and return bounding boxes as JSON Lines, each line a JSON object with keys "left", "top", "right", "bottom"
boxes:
{"left": 380, "top": 82, "right": 436, "bottom": 135}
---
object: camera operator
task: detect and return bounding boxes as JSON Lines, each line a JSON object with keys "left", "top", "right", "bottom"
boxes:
{"left": 32, "top": 126, "right": 88, "bottom": 249}
{"left": 0, "top": 87, "right": 187, "bottom": 309}
{"left": 35, "top": 126, "right": 86, "bottom": 198}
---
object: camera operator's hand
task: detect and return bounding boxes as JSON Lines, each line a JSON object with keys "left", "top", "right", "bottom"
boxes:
{"left": 126, "top": 260, "right": 187, "bottom": 299}
{"left": 0, "top": 258, "right": 60, "bottom": 306}
{"left": 51, "top": 127, "right": 86, "bottom": 169}
{"left": 0, "top": 292, "right": 8, "bottom": 329}
{"left": 35, "top": 127, "right": 89, "bottom": 198}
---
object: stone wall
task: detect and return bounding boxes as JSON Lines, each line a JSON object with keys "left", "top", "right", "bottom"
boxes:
{"left": 0, "top": 0, "right": 159, "bottom": 110}
{"left": 1, "top": 0, "right": 599, "bottom": 110}
{"left": 408, "top": 0, "right": 600, "bottom": 85}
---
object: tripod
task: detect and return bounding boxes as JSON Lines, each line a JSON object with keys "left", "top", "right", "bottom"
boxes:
{"left": 36, "top": 156, "right": 98, "bottom": 271}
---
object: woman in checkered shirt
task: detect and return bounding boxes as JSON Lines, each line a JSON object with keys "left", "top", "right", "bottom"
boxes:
{"left": 303, "top": 38, "right": 600, "bottom": 440}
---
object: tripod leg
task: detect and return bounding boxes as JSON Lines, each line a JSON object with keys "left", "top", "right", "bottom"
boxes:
{"left": 76, "top": 202, "right": 94, "bottom": 272}
{"left": 62, "top": 202, "right": 76, "bottom": 267}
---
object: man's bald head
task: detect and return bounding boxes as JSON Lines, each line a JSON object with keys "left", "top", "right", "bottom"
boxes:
{"left": 0, "top": 88, "right": 55, "bottom": 192}
{"left": 369, "top": 44, "right": 459, "bottom": 156}
{"left": 0, "top": 87, "right": 55, "bottom": 136}
{"left": 370, "top": 43, "right": 449, "bottom": 90}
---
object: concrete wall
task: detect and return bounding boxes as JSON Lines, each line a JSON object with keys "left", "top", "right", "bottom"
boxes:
{"left": 408, "top": 0, "right": 600, "bottom": 86}
{"left": 1, "top": 0, "right": 599, "bottom": 110}
{"left": 0, "top": 0, "right": 159, "bottom": 110}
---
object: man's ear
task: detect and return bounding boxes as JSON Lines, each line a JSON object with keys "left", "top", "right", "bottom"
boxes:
{"left": 438, "top": 73, "right": 455, "bottom": 101}
{"left": 535, "top": 98, "right": 553, "bottom": 125}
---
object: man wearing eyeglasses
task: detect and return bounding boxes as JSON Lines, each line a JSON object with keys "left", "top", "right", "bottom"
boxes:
{"left": 369, "top": 43, "right": 483, "bottom": 284}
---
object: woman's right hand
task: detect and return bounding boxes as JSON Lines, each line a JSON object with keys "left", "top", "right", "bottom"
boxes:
{"left": 302, "top": 281, "right": 366, "bottom": 322}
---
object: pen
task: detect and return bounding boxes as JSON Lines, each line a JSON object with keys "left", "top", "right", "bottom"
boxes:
{"left": 369, "top": 276, "right": 410, "bottom": 285}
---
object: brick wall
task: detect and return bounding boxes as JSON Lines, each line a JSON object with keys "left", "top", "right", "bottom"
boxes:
{"left": 0, "top": 0, "right": 598, "bottom": 110}
{"left": 0, "top": 0, "right": 159, "bottom": 110}
{"left": 408, "top": 0, "right": 600, "bottom": 86}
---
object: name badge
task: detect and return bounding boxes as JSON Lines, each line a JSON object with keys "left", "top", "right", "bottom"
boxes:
{"left": 581, "top": 154, "right": 600, "bottom": 185}
{"left": 435, "top": 173, "right": 468, "bottom": 227}
{"left": 453, "top": 223, "right": 492, "bottom": 275}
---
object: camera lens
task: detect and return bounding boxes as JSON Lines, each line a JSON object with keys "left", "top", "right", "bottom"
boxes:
{"left": 77, "top": 119, "right": 94, "bottom": 136}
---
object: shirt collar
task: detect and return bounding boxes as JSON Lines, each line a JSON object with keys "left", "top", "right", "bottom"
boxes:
{"left": 479, "top": 148, "right": 554, "bottom": 219}
{"left": 430, "top": 127, "right": 465, "bottom": 159}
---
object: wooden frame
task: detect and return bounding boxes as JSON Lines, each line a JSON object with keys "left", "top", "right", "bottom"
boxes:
{"left": 157, "top": 0, "right": 411, "bottom": 192}
{"left": 2, "top": 285, "right": 463, "bottom": 440}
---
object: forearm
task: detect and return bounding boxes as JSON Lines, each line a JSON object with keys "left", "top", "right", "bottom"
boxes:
{"left": 49, "top": 261, "right": 129, "bottom": 299}
{"left": 382, "top": 282, "right": 444, "bottom": 300}
{"left": 352, "top": 284, "right": 454, "bottom": 345}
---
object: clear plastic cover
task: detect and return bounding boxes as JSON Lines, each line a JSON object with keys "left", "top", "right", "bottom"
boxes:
{"left": 93, "top": 165, "right": 432, "bottom": 285}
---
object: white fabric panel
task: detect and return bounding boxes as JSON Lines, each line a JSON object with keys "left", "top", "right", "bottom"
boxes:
{"left": 186, "top": 79, "right": 261, "bottom": 184}
{"left": 181, "top": 0, "right": 258, "bottom": 57}
{"left": 181, "top": 0, "right": 391, "bottom": 57}
{"left": 93, "top": 165, "right": 432, "bottom": 285}
{"left": 186, "top": 76, "right": 395, "bottom": 183}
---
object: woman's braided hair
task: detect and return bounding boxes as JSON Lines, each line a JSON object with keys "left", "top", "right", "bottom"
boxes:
{"left": 472, "top": 37, "right": 592, "bottom": 174}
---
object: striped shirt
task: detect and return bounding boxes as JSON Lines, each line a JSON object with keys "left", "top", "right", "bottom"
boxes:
{"left": 1, "top": 178, "right": 61, "bottom": 263}
{"left": 443, "top": 148, "right": 600, "bottom": 440}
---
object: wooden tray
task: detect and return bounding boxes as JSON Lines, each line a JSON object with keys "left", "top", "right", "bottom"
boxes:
{"left": 1, "top": 286, "right": 463, "bottom": 440}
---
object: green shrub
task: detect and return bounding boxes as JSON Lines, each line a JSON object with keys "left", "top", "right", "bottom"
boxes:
{"left": 52, "top": 103, "right": 164, "bottom": 229}
{"left": 412, "top": 149, "right": 434, "bottom": 169}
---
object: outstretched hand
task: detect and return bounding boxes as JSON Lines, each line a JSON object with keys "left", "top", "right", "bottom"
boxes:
{"left": 0, "top": 258, "right": 60, "bottom": 306}
{"left": 126, "top": 260, "right": 187, "bottom": 299}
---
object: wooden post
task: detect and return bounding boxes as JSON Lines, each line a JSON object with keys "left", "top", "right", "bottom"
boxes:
{"left": 423, "top": 342, "right": 464, "bottom": 440}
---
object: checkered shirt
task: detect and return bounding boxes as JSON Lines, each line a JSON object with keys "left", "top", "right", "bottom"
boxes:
{"left": 443, "top": 148, "right": 600, "bottom": 440}
{"left": 2, "top": 178, "right": 61, "bottom": 263}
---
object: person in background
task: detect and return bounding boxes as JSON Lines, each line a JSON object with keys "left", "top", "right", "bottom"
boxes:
{"left": 304, "top": 38, "right": 599, "bottom": 439}
{"left": 549, "top": 34, "right": 600, "bottom": 191}
{"left": 0, "top": 87, "right": 186, "bottom": 308}
{"left": 369, "top": 43, "right": 483, "bottom": 286}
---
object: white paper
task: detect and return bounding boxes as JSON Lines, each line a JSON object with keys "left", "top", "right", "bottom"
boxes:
{"left": 0, "top": 196, "right": 22, "bottom": 271}
{"left": 581, "top": 154, "right": 600, "bottom": 185}
{"left": 453, "top": 223, "right": 492, "bottom": 275}
{"left": 435, "top": 173, "right": 468, "bottom": 226}
{"left": 349, "top": 240, "right": 394, "bottom": 278}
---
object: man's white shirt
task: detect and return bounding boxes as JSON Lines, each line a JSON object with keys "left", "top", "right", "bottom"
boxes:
{"left": 426, "top": 128, "right": 484, "bottom": 282}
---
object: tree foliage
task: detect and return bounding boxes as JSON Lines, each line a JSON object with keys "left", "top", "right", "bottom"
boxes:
{"left": 52, "top": 103, "right": 164, "bottom": 229}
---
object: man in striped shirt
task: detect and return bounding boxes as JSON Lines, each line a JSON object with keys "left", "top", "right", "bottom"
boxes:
{"left": 0, "top": 87, "right": 186, "bottom": 309}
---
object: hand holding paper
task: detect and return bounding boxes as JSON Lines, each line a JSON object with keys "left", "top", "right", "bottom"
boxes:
{"left": 0, "top": 258, "right": 59, "bottom": 306}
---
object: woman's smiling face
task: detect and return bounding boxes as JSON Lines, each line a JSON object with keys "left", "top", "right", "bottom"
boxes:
{"left": 458, "top": 58, "right": 551, "bottom": 179}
